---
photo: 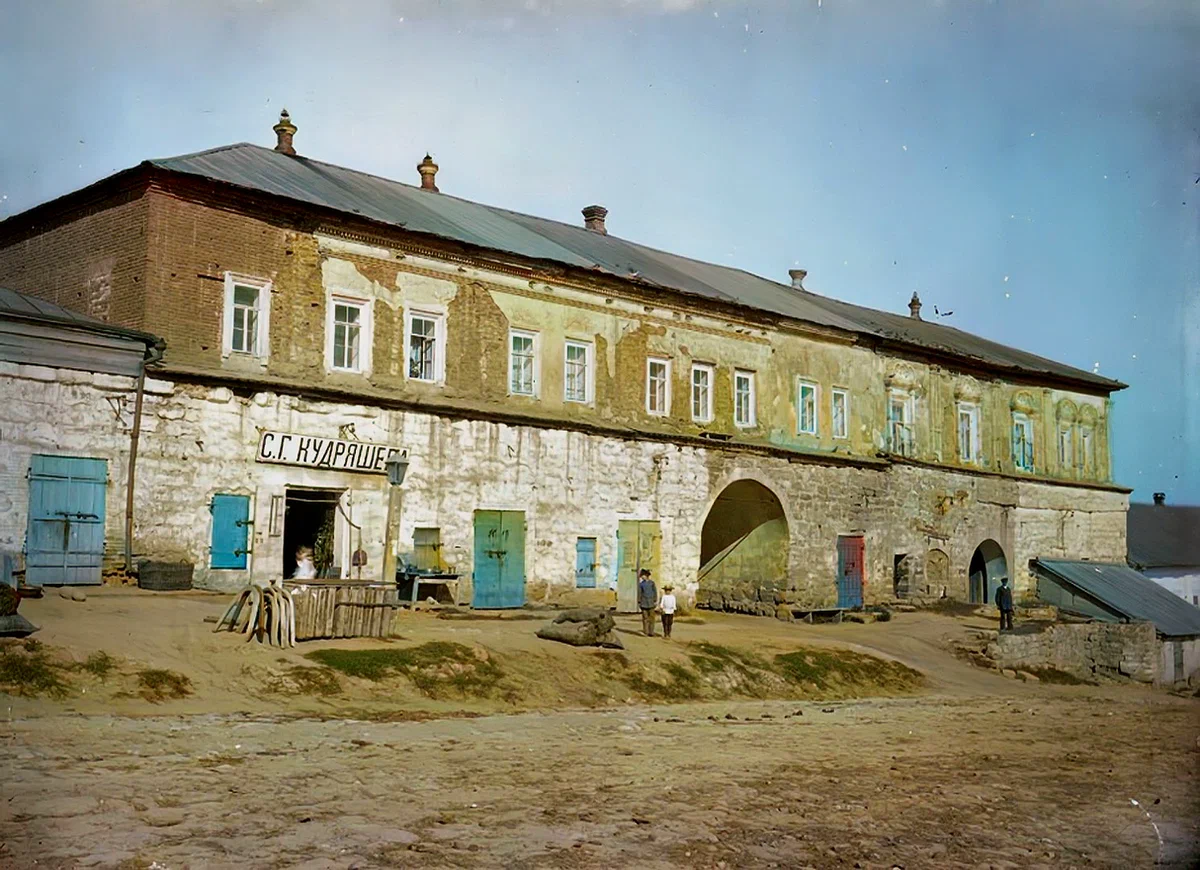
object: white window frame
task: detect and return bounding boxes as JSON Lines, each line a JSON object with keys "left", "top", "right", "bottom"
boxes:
{"left": 508, "top": 329, "right": 540, "bottom": 397}
{"left": 646, "top": 358, "right": 671, "bottom": 416}
{"left": 734, "top": 369, "right": 756, "bottom": 428}
{"left": 956, "top": 402, "right": 981, "bottom": 464}
{"left": 222, "top": 272, "right": 270, "bottom": 360}
{"left": 1080, "top": 426, "right": 1094, "bottom": 473}
{"left": 1012, "top": 412, "right": 1034, "bottom": 472}
{"left": 691, "top": 363, "right": 714, "bottom": 423}
{"left": 325, "top": 293, "right": 372, "bottom": 374}
{"left": 831, "top": 388, "right": 849, "bottom": 440}
{"left": 563, "top": 339, "right": 593, "bottom": 404}
{"left": 797, "top": 380, "right": 819, "bottom": 435}
{"left": 1058, "top": 424, "right": 1074, "bottom": 470}
{"left": 405, "top": 308, "right": 446, "bottom": 384}
{"left": 887, "top": 390, "right": 914, "bottom": 456}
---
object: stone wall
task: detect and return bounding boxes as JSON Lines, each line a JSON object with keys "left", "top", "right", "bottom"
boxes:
{"left": 0, "top": 361, "right": 1128, "bottom": 609}
{"left": 989, "top": 622, "right": 1161, "bottom": 684}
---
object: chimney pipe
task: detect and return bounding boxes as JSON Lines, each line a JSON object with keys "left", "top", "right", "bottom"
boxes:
{"left": 1153, "top": 492, "right": 1166, "bottom": 506}
{"left": 273, "top": 110, "right": 297, "bottom": 156}
{"left": 788, "top": 268, "right": 808, "bottom": 290}
{"left": 908, "top": 292, "right": 922, "bottom": 320}
{"left": 417, "top": 154, "right": 439, "bottom": 192}
{"left": 582, "top": 205, "right": 608, "bottom": 235}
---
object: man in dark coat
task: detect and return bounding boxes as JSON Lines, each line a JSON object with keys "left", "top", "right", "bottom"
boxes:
{"left": 995, "top": 576, "right": 1014, "bottom": 631}
{"left": 637, "top": 568, "right": 658, "bottom": 637}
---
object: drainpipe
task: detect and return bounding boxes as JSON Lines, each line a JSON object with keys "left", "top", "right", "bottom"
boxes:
{"left": 124, "top": 340, "right": 165, "bottom": 573}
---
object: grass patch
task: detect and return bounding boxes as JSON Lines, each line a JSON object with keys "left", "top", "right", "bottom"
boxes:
{"left": 622, "top": 661, "right": 704, "bottom": 702}
{"left": 0, "top": 640, "right": 70, "bottom": 698}
{"left": 136, "top": 669, "right": 193, "bottom": 702}
{"left": 305, "top": 642, "right": 503, "bottom": 699}
{"left": 775, "top": 648, "right": 923, "bottom": 693}
{"left": 277, "top": 665, "right": 342, "bottom": 697}
{"left": 79, "top": 650, "right": 116, "bottom": 680}
{"left": 1023, "top": 666, "right": 1091, "bottom": 686}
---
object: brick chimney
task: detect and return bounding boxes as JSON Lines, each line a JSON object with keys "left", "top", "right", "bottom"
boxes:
{"left": 417, "top": 154, "right": 439, "bottom": 192}
{"left": 908, "top": 292, "right": 922, "bottom": 320}
{"left": 273, "top": 110, "right": 297, "bottom": 156}
{"left": 788, "top": 268, "right": 808, "bottom": 290}
{"left": 1153, "top": 492, "right": 1166, "bottom": 506}
{"left": 582, "top": 205, "right": 608, "bottom": 235}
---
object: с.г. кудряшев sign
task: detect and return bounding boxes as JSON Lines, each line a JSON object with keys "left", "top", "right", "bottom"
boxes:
{"left": 255, "top": 430, "right": 406, "bottom": 475}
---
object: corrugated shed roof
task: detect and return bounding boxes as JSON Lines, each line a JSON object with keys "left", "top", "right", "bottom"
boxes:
{"left": 1033, "top": 558, "right": 1200, "bottom": 638}
{"left": 1128, "top": 503, "right": 1200, "bottom": 569}
{"left": 0, "top": 286, "right": 161, "bottom": 347}
{"left": 149, "top": 143, "right": 1123, "bottom": 392}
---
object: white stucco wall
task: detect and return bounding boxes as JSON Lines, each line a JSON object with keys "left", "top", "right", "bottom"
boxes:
{"left": 1, "top": 362, "right": 1129, "bottom": 605}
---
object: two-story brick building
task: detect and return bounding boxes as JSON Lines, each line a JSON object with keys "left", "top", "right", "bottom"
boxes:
{"left": 0, "top": 113, "right": 1130, "bottom": 609}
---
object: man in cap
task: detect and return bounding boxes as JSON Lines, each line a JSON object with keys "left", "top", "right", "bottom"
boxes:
{"left": 637, "top": 568, "right": 658, "bottom": 637}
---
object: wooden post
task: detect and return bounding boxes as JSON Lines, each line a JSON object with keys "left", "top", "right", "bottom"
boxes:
{"left": 381, "top": 485, "right": 402, "bottom": 587}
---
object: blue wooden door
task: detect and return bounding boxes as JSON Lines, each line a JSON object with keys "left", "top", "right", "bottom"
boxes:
{"left": 472, "top": 510, "right": 525, "bottom": 608}
{"left": 575, "top": 537, "right": 597, "bottom": 588}
{"left": 26, "top": 455, "right": 107, "bottom": 586}
{"left": 210, "top": 494, "right": 251, "bottom": 569}
{"left": 836, "top": 535, "right": 864, "bottom": 609}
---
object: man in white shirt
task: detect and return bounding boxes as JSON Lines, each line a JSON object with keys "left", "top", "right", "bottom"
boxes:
{"left": 658, "top": 584, "right": 677, "bottom": 639}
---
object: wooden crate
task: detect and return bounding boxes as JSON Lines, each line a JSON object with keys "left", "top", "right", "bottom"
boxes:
{"left": 286, "top": 583, "right": 398, "bottom": 640}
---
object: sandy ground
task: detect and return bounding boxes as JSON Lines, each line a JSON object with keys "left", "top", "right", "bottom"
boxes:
{"left": 2, "top": 590, "right": 1198, "bottom": 868}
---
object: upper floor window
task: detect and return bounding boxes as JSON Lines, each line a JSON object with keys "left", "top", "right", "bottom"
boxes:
{"left": 1012, "top": 412, "right": 1034, "bottom": 472}
{"left": 1080, "top": 426, "right": 1095, "bottom": 473}
{"left": 1058, "top": 424, "right": 1074, "bottom": 469}
{"left": 797, "top": 380, "right": 818, "bottom": 435}
{"left": 831, "top": 388, "right": 849, "bottom": 440}
{"left": 509, "top": 329, "right": 538, "bottom": 396}
{"left": 957, "top": 402, "right": 981, "bottom": 464}
{"left": 734, "top": 370, "right": 756, "bottom": 427}
{"left": 564, "top": 340, "right": 592, "bottom": 403}
{"left": 691, "top": 363, "right": 714, "bottom": 423}
{"left": 646, "top": 358, "right": 671, "bottom": 416}
{"left": 887, "top": 391, "right": 914, "bottom": 456}
{"left": 406, "top": 310, "right": 445, "bottom": 383}
{"left": 223, "top": 273, "right": 270, "bottom": 359}
{"left": 327, "top": 295, "right": 371, "bottom": 373}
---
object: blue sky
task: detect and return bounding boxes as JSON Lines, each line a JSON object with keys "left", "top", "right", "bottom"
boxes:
{"left": 1, "top": 0, "right": 1196, "bottom": 503}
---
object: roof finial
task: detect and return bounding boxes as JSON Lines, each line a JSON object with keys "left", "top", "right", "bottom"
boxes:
{"left": 908, "top": 291, "right": 922, "bottom": 320}
{"left": 273, "top": 109, "right": 297, "bottom": 156}
{"left": 417, "top": 153, "right": 439, "bottom": 192}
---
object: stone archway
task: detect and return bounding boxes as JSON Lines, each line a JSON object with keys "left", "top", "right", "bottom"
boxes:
{"left": 697, "top": 479, "right": 789, "bottom": 611}
{"left": 968, "top": 539, "right": 1008, "bottom": 604}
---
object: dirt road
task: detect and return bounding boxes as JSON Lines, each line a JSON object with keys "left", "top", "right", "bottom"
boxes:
{"left": 3, "top": 688, "right": 1198, "bottom": 869}
{"left": 2, "top": 591, "right": 1198, "bottom": 868}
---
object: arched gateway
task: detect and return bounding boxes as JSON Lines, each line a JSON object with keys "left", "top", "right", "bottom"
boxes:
{"left": 697, "top": 479, "right": 789, "bottom": 604}
{"left": 969, "top": 539, "right": 1008, "bottom": 604}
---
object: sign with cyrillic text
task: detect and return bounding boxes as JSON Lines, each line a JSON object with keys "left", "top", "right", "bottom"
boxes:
{"left": 255, "top": 431, "right": 405, "bottom": 475}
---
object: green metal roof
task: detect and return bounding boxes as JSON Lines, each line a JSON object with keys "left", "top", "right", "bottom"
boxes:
{"left": 146, "top": 143, "right": 1124, "bottom": 393}
{"left": 1033, "top": 558, "right": 1200, "bottom": 638}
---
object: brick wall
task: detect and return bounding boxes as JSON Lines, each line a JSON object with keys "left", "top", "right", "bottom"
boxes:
{"left": 0, "top": 190, "right": 150, "bottom": 328}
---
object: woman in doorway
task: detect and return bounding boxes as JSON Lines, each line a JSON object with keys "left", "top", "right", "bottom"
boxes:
{"left": 293, "top": 546, "right": 318, "bottom": 580}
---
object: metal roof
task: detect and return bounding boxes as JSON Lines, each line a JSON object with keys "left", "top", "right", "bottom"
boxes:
{"left": 1033, "top": 558, "right": 1200, "bottom": 638}
{"left": 1127, "top": 503, "right": 1200, "bottom": 570}
{"left": 0, "top": 287, "right": 162, "bottom": 348}
{"left": 148, "top": 143, "right": 1123, "bottom": 392}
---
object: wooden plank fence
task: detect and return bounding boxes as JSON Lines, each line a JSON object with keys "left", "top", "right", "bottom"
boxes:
{"left": 285, "top": 583, "right": 398, "bottom": 640}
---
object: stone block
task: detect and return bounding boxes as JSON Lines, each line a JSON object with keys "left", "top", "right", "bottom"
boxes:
{"left": 144, "top": 377, "right": 175, "bottom": 395}
{"left": 93, "top": 373, "right": 136, "bottom": 391}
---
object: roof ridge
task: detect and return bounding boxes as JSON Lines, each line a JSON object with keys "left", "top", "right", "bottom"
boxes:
{"left": 149, "top": 141, "right": 257, "bottom": 165}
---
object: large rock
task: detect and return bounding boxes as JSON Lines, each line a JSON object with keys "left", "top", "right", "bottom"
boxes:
{"left": 0, "top": 613, "right": 38, "bottom": 637}
{"left": 537, "top": 608, "right": 623, "bottom": 649}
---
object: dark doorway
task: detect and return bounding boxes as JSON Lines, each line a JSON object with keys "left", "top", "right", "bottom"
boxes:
{"left": 968, "top": 539, "right": 1008, "bottom": 604}
{"left": 893, "top": 553, "right": 911, "bottom": 598}
{"left": 283, "top": 488, "right": 343, "bottom": 579}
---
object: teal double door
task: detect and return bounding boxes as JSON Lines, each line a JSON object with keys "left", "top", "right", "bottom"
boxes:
{"left": 26, "top": 455, "right": 107, "bottom": 586}
{"left": 472, "top": 510, "right": 525, "bottom": 609}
